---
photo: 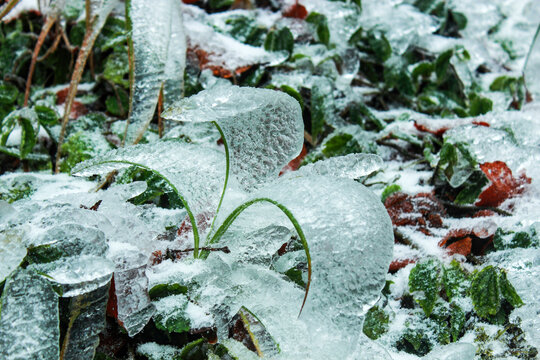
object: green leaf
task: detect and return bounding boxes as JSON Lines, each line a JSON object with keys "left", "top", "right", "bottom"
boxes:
{"left": 209, "top": 0, "right": 234, "bottom": 9}
{"left": 381, "top": 184, "right": 401, "bottom": 203}
{"left": 442, "top": 260, "right": 469, "bottom": 301}
{"left": 449, "top": 304, "right": 465, "bottom": 342}
{"left": 19, "top": 116, "right": 36, "bottom": 159}
{"left": 363, "top": 306, "right": 390, "bottom": 340}
{"left": 469, "top": 95, "right": 493, "bottom": 116}
{"left": 104, "top": 51, "right": 130, "bottom": 88}
{"left": 305, "top": 12, "right": 330, "bottom": 46}
{"left": 264, "top": 27, "right": 294, "bottom": 54}
{"left": 499, "top": 270, "right": 524, "bottom": 308}
{"left": 435, "top": 49, "right": 454, "bottom": 82}
{"left": 412, "top": 62, "right": 434, "bottom": 81}
{"left": 153, "top": 294, "right": 191, "bottom": 333}
{"left": 470, "top": 266, "right": 500, "bottom": 319}
{"left": 105, "top": 88, "right": 129, "bottom": 117}
{"left": 35, "top": 105, "right": 59, "bottom": 126}
{"left": 368, "top": 31, "right": 392, "bottom": 62}
{"left": 453, "top": 171, "right": 489, "bottom": 205}
{"left": 149, "top": 283, "right": 188, "bottom": 300}
{"left": 280, "top": 85, "right": 303, "bottom": 109}
{"left": 409, "top": 258, "right": 442, "bottom": 317}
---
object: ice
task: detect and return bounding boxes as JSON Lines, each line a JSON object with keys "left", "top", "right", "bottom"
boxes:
{"left": 0, "top": 228, "right": 26, "bottom": 282}
{"left": 108, "top": 242, "right": 155, "bottom": 336}
{"left": 425, "top": 343, "right": 476, "bottom": 360}
{"left": 524, "top": 25, "right": 540, "bottom": 98}
{"left": 295, "top": 153, "right": 383, "bottom": 179}
{"left": 72, "top": 140, "right": 226, "bottom": 241}
{"left": 162, "top": 85, "right": 304, "bottom": 191}
{"left": 124, "top": 0, "right": 185, "bottom": 144}
{"left": 28, "top": 256, "right": 114, "bottom": 297}
{"left": 0, "top": 268, "right": 60, "bottom": 360}
{"left": 59, "top": 284, "right": 109, "bottom": 360}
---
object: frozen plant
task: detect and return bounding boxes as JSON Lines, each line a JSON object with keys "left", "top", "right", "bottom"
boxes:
{"left": 70, "top": 83, "right": 395, "bottom": 358}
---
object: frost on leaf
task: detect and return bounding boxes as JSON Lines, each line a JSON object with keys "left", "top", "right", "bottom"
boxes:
{"left": 125, "top": 0, "right": 186, "bottom": 144}
{"left": 72, "top": 140, "right": 226, "bottom": 240}
{"left": 0, "top": 268, "right": 60, "bottom": 360}
{"left": 162, "top": 85, "right": 303, "bottom": 191}
{"left": 59, "top": 284, "right": 110, "bottom": 360}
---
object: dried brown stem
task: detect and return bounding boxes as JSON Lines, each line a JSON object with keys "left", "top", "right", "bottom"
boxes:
{"left": 24, "top": 15, "right": 56, "bottom": 106}
{"left": 37, "top": 27, "right": 62, "bottom": 62}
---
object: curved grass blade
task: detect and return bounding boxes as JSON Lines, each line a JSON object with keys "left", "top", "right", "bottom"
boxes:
{"left": 205, "top": 197, "right": 311, "bottom": 317}
{"left": 208, "top": 175, "right": 394, "bottom": 325}
{"left": 72, "top": 140, "right": 226, "bottom": 258}
{"left": 162, "top": 85, "right": 304, "bottom": 192}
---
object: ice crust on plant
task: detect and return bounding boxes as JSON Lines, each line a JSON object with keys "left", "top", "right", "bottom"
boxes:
{"left": 73, "top": 140, "right": 226, "bottom": 239}
{"left": 294, "top": 153, "right": 383, "bottom": 179}
{"left": 0, "top": 268, "right": 60, "bottom": 360}
{"left": 125, "top": 0, "right": 186, "bottom": 144}
{"left": 162, "top": 84, "right": 304, "bottom": 191}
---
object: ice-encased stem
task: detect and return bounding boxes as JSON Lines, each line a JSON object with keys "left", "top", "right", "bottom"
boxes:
{"left": 207, "top": 121, "right": 229, "bottom": 238}
{"left": 0, "top": 0, "right": 21, "bottom": 21}
{"left": 204, "top": 197, "right": 312, "bottom": 317}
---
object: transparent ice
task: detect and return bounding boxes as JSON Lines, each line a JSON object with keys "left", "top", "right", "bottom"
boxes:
{"left": 124, "top": 0, "right": 185, "bottom": 144}
{"left": 162, "top": 84, "right": 304, "bottom": 191}
{"left": 0, "top": 268, "right": 60, "bottom": 360}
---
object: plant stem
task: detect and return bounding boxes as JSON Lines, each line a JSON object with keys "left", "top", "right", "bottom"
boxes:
{"left": 207, "top": 122, "right": 229, "bottom": 237}
{"left": 0, "top": 0, "right": 21, "bottom": 21}
{"left": 24, "top": 15, "right": 56, "bottom": 106}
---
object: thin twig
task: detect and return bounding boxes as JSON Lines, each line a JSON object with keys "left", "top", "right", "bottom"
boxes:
{"left": 24, "top": 15, "right": 56, "bottom": 106}
{"left": 37, "top": 27, "right": 62, "bottom": 62}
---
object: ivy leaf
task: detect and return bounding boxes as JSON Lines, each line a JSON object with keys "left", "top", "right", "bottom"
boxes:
{"left": 264, "top": 27, "right": 294, "bottom": 54}
{"left": 435, "top": 49, "right": 453, "bottom": 82}
{"left": 363, "top": 306, "right": 390, "bottom": 340}
{"left": 305, "top": 12, "right": 330, "bottom": 46}
{"left": 470, "top": 266, "right": 501, "bottom": 319}
{"left": 35, "top": 105, "right": 59, "bottom": 126}
{"left": 499, "top": 270, "right": 524, "bottom": 308}
{"left": 449, "top": 304, "right": 465, "bottom": 342}
{"left": 0, "top": 80, "right": 18, "bottom": 104}
{"left": 18, "top": 116, "right": 36, "bottom": 159}
{"left": 409, "top": 258, "right": 442, "bottom": 317}
{"left": 442, "top": 260, "right": 469, "bottom": 301}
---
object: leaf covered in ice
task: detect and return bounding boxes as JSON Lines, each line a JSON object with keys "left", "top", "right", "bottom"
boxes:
{"left": 294, "top": 153, "right": 383, "bottom": 179}
{"left": 72, "top": 140, "right": 226, "bottom": 252}
{"left": 211, "top": 175, "right": 394, "bottom": 328}
{"left": 124, "top": 0, "right": 186, "bottom": 144}
{"left": 162, "top": 85, "right": 304, "bottom": 191}
{"left": 0, "top": 228, "right": 26, "bottom": 282}
{"left": 0, "top": 268, "right": 60, "bottom": 360}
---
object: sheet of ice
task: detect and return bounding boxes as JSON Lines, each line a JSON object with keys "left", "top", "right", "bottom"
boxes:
{"left": 295, "top": 153, "right": 383, "bottom": 179}
{"left": 28, "top": 255, "right": 114, "bottom": 297}
{"left": 72, "top": 140, "right": 226, "bottom": 240}
{"left": 0, "top": 228, "right": 26, "bottom": 282}
{"left": 125, "top": 0, "right": 185, "bottom": 144}
{"left": 0, "top": 268, "right": 60, "bottom": 360}
{"left": 60, "top": 284, "right": 109, "bottom": 360}
{"left": 162, "top": 85, "right": 303, "bottom": 192}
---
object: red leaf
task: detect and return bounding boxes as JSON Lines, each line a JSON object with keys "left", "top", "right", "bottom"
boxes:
{"left": 389, "top": 258, "right": 416, "bottom": 273}
{"left": 189, "top": 46, "right": 253, "bottom": 79}
{"left": 56, "top": 87, "right": 88, "bottom": 119}
{"left": 414, "top": 118, "right": 490, "bottom": 137}
{"left": 279, "top": 144, "right": 308, "bottom": 175}
{"left": 384, "top": 192, "right": 446, "bottom": 234}
{"left": 445, "top": 237, "right": 472, "bottom": 256}
{"left": 476, "top": 161, "right": 531, "bottom": 207}
{"left": 282, "top": 3, "right": 308, "bottom": 19}
{"left": 106, "top": 275, "right": 120, "bottom": 324}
